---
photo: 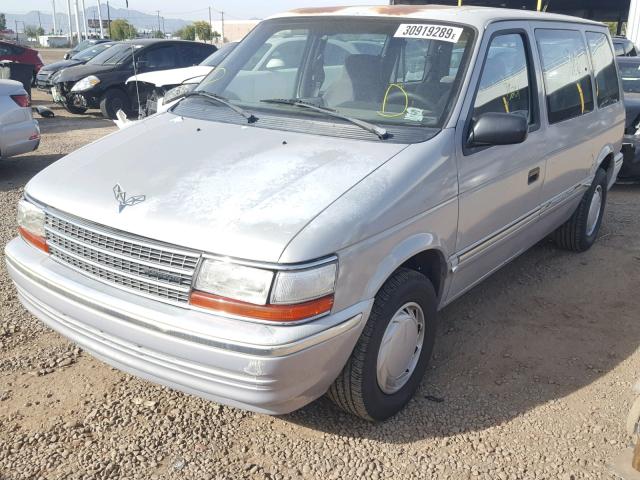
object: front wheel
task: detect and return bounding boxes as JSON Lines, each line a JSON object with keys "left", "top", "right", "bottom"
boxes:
{"left": 553, "top": 167, "right": 608, "bottom": 252}
{"left": 100, "top": 89, "right": 130, "bottom": 120}
{"left": 327, "top": 268, "right": 437, "bottom": 421}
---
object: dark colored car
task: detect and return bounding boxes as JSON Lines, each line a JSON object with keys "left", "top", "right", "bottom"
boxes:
{"left": 0, "top": 40, "right": 44, "bottom": 78}
{"left": 613, "top": 36, "right": 638, "bottom": 57}
{"left": 63, "top": 39, "right": 112, "bottom": 60}
{"left": 36, "top": 42, "right": 116, "bottom": 90}
{"left": 617, "top": 56, "right": 640, "bottom": 179}
{"left": 52, "top": 39, "right": 216, "bottom": 119}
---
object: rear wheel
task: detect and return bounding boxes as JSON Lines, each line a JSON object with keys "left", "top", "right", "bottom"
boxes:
{"left": 100, "top": 89, "right": 130, "bottom": 119}
{"left": 553, "top": 167, "right": 608, "bottom": 252}
{"left": 327, "top": 268, "right": 437, "bottom": 421}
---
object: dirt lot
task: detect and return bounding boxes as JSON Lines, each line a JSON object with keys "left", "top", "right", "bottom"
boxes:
{"left": 1, "top": 74, "right": 640, "bottom": 479}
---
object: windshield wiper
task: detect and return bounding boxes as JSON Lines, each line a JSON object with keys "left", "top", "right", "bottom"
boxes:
{"left": 184, "top": 91, "right": 258, "bottom": 124}
{"left": 260, "top": 98, "right": 389, "bottom": 140}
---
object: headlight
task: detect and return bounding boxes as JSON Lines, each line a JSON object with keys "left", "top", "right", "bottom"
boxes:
{"left": 17, "top": 199, "right": 48, "bottom": 252}
{"left": 190, "top": 259, "right": 337, "bottom": 322}
{"left": 163, "top": 83, "right": 196, "bottom": 105}
{"left": 194, "top": 260, "right": 273, "bottom": 305}
{"left": 71, "top": 75, "right": 100, "bottom": 92}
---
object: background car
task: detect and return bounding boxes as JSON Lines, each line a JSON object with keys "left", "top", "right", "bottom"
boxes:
{"left": 0, "top": 79, "right": 39, "bottom": 159}
{"left": 617, "top": 56, "right": 640, "bottom": 179}
{"left": 613, "top": 36, "right": 639, "bottom": 56}
{"left": 63, "top": 39, "right": 112, "bottom": 60}
{"left": 51, "top": 39, "right": 216, "bottom": 119}
{"left": 125, "top": 42, "right": 238, "bottom": 117}
{"left": 36, "top": 42, "right": 116, "bottom": 91}
{"left": 0, "top": 40, "right": 44, "bottom": 79}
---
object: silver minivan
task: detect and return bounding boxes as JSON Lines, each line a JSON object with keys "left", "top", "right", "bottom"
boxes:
{"left": 5, "top": 6, "right": 624, "bottom": 421}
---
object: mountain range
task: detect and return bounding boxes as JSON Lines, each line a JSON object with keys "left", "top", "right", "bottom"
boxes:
{"left": 4, "top": 6, "right": 192, "bottom": 34}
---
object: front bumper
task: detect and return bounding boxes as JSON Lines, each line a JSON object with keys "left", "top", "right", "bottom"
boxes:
{"left": 5, "top": 238, "right": 369, "bottom": 414}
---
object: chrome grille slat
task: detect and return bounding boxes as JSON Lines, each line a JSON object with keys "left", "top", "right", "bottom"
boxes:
{"left": 44, "top": 212, "right": 200, "bottom": 305}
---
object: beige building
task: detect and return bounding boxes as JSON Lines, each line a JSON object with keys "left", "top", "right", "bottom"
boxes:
{"left": 211, "top": 19, "right": 259, "bottom": 43}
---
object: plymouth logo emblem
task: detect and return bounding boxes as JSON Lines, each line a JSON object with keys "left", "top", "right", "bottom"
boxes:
{"left": 113, "top": 183, "right": 146, "bottom": 213}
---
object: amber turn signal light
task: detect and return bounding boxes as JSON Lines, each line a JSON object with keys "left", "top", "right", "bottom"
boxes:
{"left": 189, "top": 291, "right": 334, "bottom": 322}
{"left": 18, "top": 227, "right": 49, "bottom": 253}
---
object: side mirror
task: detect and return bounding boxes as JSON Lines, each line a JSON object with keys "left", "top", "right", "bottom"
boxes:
{"left": 265, "top": 58, "right": 285, "bottom": 70}
{"left": 468, "top": 112, "right": 528, "bottom": 147}
{"left": 63, "top": 53, "right": 70, "bottom": 60}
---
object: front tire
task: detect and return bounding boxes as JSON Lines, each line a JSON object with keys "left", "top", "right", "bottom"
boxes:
{"left": 100, "top": 89, "right": 130, "bottom": 119}
{"left": 553, "top": 167, "right": 608, "bottom": 252}
{"left": 63, "top": 102, "right": 87, "bottom": 115}
{"left": 327, "top": 268, "right": 437, "bottom": 421}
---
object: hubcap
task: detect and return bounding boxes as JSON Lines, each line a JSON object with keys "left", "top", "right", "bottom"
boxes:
{"left": 376, "top": 302, "right": 425, "bottom": 395}
{"left": 586, "top": 185, "right": 603, "bottom": 236}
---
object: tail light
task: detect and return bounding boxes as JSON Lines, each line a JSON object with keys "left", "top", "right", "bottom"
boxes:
{"left": 11, "top": 94, "right": 31, "bottom": 108}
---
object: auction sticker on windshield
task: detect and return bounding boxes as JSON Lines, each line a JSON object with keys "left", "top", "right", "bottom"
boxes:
{"left": 394, "top": 24, "right": 463, "bottom": 43}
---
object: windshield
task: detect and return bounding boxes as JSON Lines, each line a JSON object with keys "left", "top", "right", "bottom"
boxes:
{"left": 72, "top": 42, "right": 113, "bottom": 62}
{"left": 619, "top": 61, "right": 640, "bottom": 93}
{"left": 87, "top": 43, "right": 140, "bottom": 65}
{"left": 72, "top": 40, "right": 93, "bottom": 52}
{"left": 201, "top": 42, "right": 237, "bottom": 67}
{"left": 194, "top": 17, "right": 474, "bottom": 130}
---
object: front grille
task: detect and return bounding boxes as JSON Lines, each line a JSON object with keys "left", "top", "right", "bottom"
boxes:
{"left": 44, "top": 211, "right": 200, "bottom": 305}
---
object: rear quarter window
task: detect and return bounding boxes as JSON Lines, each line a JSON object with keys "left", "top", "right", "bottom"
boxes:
{"left": 585, "top": 32, "right": 620, "bottom": 108}
{"left": 535, "top": 28, "right": 594, "bottom": 124}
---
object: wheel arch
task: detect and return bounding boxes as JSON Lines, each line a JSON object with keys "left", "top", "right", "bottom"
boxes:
{"left": 594, "top": 144, "right": 616, "bottom": 184}
{"left": 363, "top": 233, "right": 449, "bottom": 302}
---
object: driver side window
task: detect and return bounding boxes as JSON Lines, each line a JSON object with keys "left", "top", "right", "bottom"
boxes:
{"left": 472, "top": 33, "right": 532, "bottom": 123}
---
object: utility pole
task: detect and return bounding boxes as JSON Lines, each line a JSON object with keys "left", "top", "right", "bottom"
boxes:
{"left": 36, "top": 10, "right": 42, "bottom": 43}
{"left": 161, "top": 17, "right": 165, "bottom": 37}
{"left": 220, "top": 11, "right": 224, "bottom": 43}
{"left": 81, "top": 0, "right": 88, "bottom": 39}
{"left": 15, "top": 20, "right": 18, "bottom": 42}
{"left": 208, "top": 6, "right": 213, "bottom": 44}
{"left": 106, "top": 1, "right": 111, "bottom": 39}
{"left": 74, "top": 0, "right": 82, "bottom": 42}
{"left": 156, "top": 10, "right": 161, "bottom": 35}
{"left": 52, "top": 0, "right": 58, "bottom": 34}
{"left": 66, "top": 0, "right": 73, "bottom": 45}
{"left": 96, "top": 0, "right": 104, "bottom": 38}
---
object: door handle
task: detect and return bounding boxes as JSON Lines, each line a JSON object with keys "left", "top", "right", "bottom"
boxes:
{"left": 528, "top": 167, "right": 540, "bottom": 185}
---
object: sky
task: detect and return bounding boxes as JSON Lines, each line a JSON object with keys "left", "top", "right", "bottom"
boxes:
{"left": 3, "top": 0, "right": 388, "bottom": 21}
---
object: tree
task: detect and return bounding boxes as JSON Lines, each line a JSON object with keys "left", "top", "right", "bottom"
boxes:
{"left": 152, "top": 30, "right": 164, "bottom": 39}
{"left": 176, "top": 24, "right": 195, "bottom": 41}
{"left": 37, "top": 26, "right": 45, "bottom": 36}
{"left": 193, "top": 21, "right": 212, "bottom": 42}
{"left": 177, "top": 21, "right": 213, "bottom": 42}
{"left": 24, "top": 25, "right": 40, "bottom": 38}
{"left": 110, "top": 19, "right": 137, "bottom": 40}
{"left": 0, "top": 14, "right": 6, "bottom": 31}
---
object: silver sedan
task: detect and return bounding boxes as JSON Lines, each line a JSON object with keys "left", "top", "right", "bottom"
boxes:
{"left": 0, "top": 80, "right": 39, "bottom": 159}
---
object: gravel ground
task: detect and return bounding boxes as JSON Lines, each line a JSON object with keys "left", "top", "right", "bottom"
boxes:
{"left": 1, "top": 68, "right": 640, "bottom": 479}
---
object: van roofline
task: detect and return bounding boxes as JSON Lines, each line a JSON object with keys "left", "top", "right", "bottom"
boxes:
{"left": 267, "top": 5, "right": 605, "bottom": 29}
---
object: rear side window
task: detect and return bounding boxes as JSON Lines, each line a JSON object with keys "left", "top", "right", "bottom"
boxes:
{"left": 472, "top": 33, "right": 532, "bottom": 123}
{"left": 535, "top": 29, "right": 594, "bottom": 124}
{"left": 585, "top": 32, "right": 620, "bottom": 108}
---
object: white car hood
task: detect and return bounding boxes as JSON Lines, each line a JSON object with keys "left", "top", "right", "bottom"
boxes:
{"left": 26, "top": 112, "right": 407, "bottom": 263}
{"left": 126, "top": 65, "right": 213, "bottom": 88}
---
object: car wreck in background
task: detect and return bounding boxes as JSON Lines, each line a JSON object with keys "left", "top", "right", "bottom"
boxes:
{"left": 50, "top": 40, "right": 216, "bottom": 119}
{"left": 123, "top": 42, "right": 238, "bottom": 120}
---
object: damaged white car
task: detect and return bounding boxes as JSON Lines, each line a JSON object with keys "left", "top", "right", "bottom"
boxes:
{"left": 121, "top": 42, "right": 238, "bottom": 124}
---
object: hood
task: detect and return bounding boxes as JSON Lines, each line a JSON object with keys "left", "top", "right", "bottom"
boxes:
{"left": 126, "top": 65, "right": 213, "bottom": 87}
{"left": 56, "top": 63, "right": 116, "bottom": 82}
{"left": 26, "top": 113, "right": 407, "bottom": 263}
{"left": 41, "top": 59, "right": 83, "bottom": 73}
